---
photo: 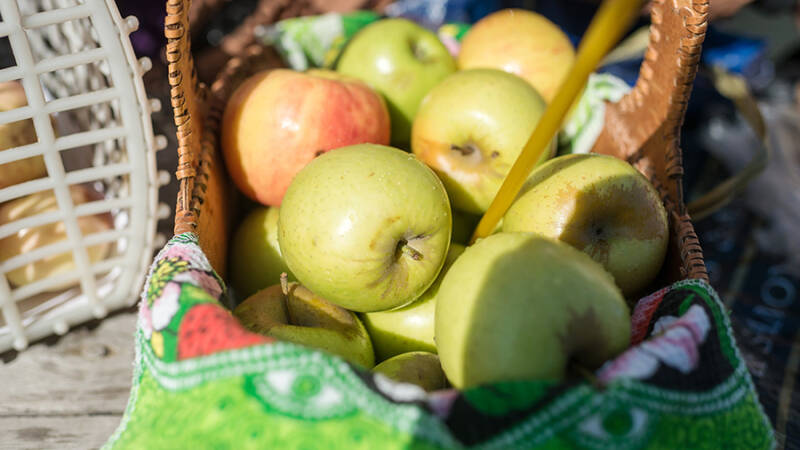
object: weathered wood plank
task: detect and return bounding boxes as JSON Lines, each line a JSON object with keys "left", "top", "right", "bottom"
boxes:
{"left": 0, "top": 311, "right": 137, "bottom": 416}
{"left": 0, "top": 415, "right": 122, "bottom": 450}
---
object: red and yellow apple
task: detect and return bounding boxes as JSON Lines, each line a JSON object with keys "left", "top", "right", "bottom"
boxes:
{"left": 0, "top": 80, "right": 46, "bottom": 189}
{"left": 0, "top": 184, "right": 113, "bottom": 290}
{"left": 457, "top": 9, "right": 576, "bottom": 103}
{"left": 503, "top": 154, "right": 669, "bottom": 296}
{"left": 412, "top": 69, "right": 552, "bottom": 215}
{"left": 221, "top": 69, "right": 390, "bottom": 206}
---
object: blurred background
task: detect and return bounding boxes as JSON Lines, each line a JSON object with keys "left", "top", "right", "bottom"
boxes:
{"left": 0, "top": 0, "right": 798, "bottom": 447}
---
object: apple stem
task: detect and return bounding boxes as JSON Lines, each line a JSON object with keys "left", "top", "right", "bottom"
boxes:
{"left": 280, "top": 273, "right": 289, "bottom": 296}
{"left": 402, "top": 243, "right": 423, "bottom": 261}
{"left": 450, "top": 143, "right": 477, "bottom": 157}
{"left": 279, "top": 273, "right": 297, "bottom": 325}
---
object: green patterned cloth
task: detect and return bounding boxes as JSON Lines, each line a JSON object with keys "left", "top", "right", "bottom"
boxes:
{"left": 105, "top": 233, "right": 773, "bottom": 449}
{"left": 558, "top": 73, "right": 631, "bottom": 155}
{"left": 260, "top": 11, "right": 382, "bottom": 70}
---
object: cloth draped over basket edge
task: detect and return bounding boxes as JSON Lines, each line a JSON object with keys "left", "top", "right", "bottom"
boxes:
{"left": 103, "top": 233, "right": 774, "bottom": 449}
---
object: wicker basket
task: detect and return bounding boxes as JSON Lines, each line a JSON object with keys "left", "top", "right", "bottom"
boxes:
{"left": 0, "top": 0, "right": 166, "bottom": 352}
{"left": 167, "top": 0, "right": 709, "bottom": 290}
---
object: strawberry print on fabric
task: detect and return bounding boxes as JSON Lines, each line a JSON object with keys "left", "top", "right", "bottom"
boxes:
{"left": 178, "top": 303, "right": 270, "bottom": 360}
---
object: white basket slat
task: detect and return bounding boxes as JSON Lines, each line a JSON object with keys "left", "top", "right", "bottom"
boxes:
{"left": 0, "top": 0, "right": 160, "bottom": 352}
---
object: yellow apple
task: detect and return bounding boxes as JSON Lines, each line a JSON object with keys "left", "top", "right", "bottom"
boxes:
{"left": 0, "top": 184, "right": 113, "bottom": 290}
{"left": 457, "top": 9, "right": 576, "bottom": 103}
{"left": 372, "top": 351, "right": 448, "bottom": 392}
{"left": 0, "top": 80, "right": 46, "bottom": 189}
{"left": 503, "top": 154, "right": 669, "bottom": 296}
{"left": 361, "top": 244, "right": 465, "bottom": 361}
{"left": 411, "top": 69, "right": 552, "bottom": 215}
{"left": 234, "top": 281, "right": 375, "bottom": 368}
{"left": 435, "top": 232, "right": 630, "bottom": 389}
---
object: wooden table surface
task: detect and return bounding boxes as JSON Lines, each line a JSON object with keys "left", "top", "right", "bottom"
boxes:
{"left": 0, "top": 311, "right": 138, "bottom": 450}
{"left": 0, "top": 65, "right": 176, "bottom": 450}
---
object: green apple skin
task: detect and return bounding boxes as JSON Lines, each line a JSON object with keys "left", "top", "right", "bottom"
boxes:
{"left": 412, "top": 69, "right": 553, "bottom": 215}
{"left": 502, "top": 154, "right": 669, "bottom": 296}
{"left": 372, "top": 351, "right": 448, "bottom": 391}
{"left": 235, "top": 283, "right": 375, "bottom": 368}
{"left": 362, "top": 244, "right": 465, "bottom": 361}
{"left": 337, "top": 18, "right": 456, "bottom": 148}
{"left": 229, "top": 206, "right": 294, "bottom": 299}
{"left": 435, "top": 232, "right": 630, "bottom": 389}
{"left": 279, "top": 144, "right": 452, "bottom": 312}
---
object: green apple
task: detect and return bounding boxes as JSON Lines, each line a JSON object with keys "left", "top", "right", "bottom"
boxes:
{"left": 411, "top": 69, "right": 553, "bottom": 215}
{"left": 362, "top": 243, "right": 465, "bottom": 361}
{"left": 503, "top": 154, "right": 669, "bottom": 296}
{"left": 436, "top": 232, "right": 630, "bottom": 389}
{"left": 372, "top": 351, "right": 448, "bottom": 392}
{"left": 229, "top": 206, "right": 294, "bottom": 299}
{"left": 279, "top": 144, "right": 452, "bottom": 312}
{"left": 234, "top": 282, "right": 374, "bottom": 368}
{"left": 336, "top": 18, "right": 456, "bottom": 148}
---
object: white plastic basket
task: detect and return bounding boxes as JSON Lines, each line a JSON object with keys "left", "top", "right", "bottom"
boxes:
{"left": 0, "top": 0, "right": 165, "bottom": 352}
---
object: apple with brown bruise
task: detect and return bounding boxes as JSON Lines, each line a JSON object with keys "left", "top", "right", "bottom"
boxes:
{"left": 0, "top": 184, "right": 113, "bottom": 290}
{"left": 372, "top": 351, "right": 448, "bottom": 392}
{"left": 234, "top": 280, "right": 375, "bottom": 368}
{"left": 435, "top": 233, "right": 630, "bottom": 388}
{"left": 503, "top": 154, "right": 669, "bottom": 296}
{"left": 0, "top": 80, "right": 46, "bottom": 189}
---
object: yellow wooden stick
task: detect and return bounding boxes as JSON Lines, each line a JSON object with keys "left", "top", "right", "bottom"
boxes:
{"left": 470, "top": 0, "right": 643, "bottom": 244}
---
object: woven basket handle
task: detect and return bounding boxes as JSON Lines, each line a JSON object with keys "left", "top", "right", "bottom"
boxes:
{"left": 592, "top": 0, "right": 710, "bottom": 282}
{"left": 166, "top": 0, "right": 206, "bottom": 235}
{"left": 592, "top": 0, "right": 708, "bottom": 207}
